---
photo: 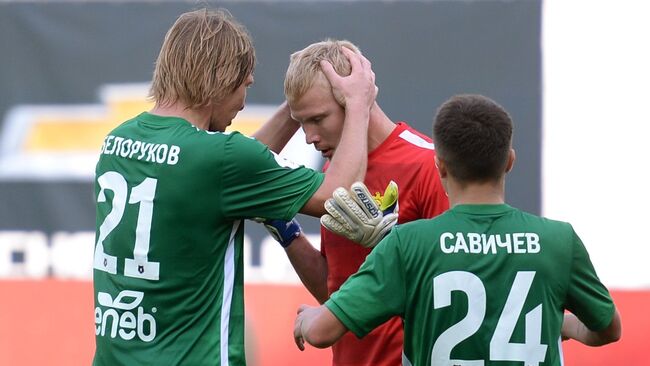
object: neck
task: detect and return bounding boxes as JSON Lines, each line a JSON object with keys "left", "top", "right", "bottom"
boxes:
{"left": 445, "top": 177, "right": 506, "bottom": 207}
{"left": 367, "top": 103, "right": 396, "bottom": 152}
{"left": 150, "top": 103, "right": 211, "bottom": 130}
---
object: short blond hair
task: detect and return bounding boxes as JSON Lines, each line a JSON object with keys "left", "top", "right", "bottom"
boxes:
{"left": 284, "top": 39, "right": 361, "bottom": 104}
{"left": 150, "top": 8, "right": 255, "bottom": 109}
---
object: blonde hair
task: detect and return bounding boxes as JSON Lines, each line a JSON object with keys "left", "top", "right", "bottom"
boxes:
{"left": 284, "top": 39, "right": 361, "bottom": 104}
{"left": 150, "top": 8, "right": 255, "bottom": 109}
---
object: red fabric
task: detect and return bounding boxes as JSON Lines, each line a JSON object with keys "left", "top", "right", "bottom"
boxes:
{"left": 322, "top": 122, "right": 449, "bottom": 366}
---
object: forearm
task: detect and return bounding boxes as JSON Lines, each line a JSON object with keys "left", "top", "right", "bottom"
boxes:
{"left": 252, "top": 101, "right": 300, "bottom": 153}
{"left": 299, "top": 305, "right": 348, "bottom": 349}
{"left": 301, "top": 105, "right": 369, "bottom": 216}
{"left": 286, "top": 235, "right": 329, "bottom": 304}
{"left": 299, "top": 48, "right": 375, "bottom": 217}
{"left": 324, "top": 104, "right": 369, "bottom": 186}
{"left": 561, "top": 310, "right": 622, "bottom": 346}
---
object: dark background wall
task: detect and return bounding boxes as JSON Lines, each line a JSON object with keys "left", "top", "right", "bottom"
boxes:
{"left": 0, "top": 0, "right": 541, "bottom": 234}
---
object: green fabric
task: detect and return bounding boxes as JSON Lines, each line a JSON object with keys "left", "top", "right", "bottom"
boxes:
{"left": 327, "top": 204, "right": 615, "bottom": 366}
{"left": 93, "top": 112, "right": 323, "bottom": 365}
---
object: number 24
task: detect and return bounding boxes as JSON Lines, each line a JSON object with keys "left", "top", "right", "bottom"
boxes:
{"left": 432, "top": 271, "right": 548, "bottom": 365}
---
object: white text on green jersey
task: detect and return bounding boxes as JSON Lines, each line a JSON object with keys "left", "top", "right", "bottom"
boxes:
{"left": 440, "top": 232, "right": 541, "bottom": 254}
{"left": 101, "top": 135, "right": 180, "bottom": 165}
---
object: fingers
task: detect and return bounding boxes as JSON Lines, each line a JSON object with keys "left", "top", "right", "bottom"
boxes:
{"left": 294, "top": 304, "right": 309, "bottom": 351}
{"left": 332, "top": 187, "right": 375, "bottom": 225}
{"left": 297, "top": 304, "right": 309, "bottom": 314}
{"left": 319, "top": 46, "right": 365, "bottom": 83}
{"left": 323, "top": 199, "right": 359, "bottom": 235}
{"left": 350, "top": 182, "right": 381, "bottom": 219}
{"left": 342, "top": 49, "right": 376, "bottom": 92}
{"left": 319, "top": 59, "right": 338, "bottom": 83}
{"left": 340, "top": 47, "right": 363, "bottom": 73}
{"left": 351, "top": 50, "right": 375, "bottom": 90}
{"left": 293, "top": 327, "right": 305, "bottom": 351}
{"left": 319, "top": 46, "right": 376, "bottom": 109}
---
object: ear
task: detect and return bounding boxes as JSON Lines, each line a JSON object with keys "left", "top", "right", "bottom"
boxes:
{"left": 505, "top": 148, "right": 516, "bottom": 173}
{"left": 435, "top": 155, "right": 448, "bottom": 179}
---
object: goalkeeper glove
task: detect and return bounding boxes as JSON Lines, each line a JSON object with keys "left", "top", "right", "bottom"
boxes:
{"left": 321, "top": 181, "right": 398, "bottom": 248}
{"left": 259, "top": 218, "right": 302, "bottom": 248}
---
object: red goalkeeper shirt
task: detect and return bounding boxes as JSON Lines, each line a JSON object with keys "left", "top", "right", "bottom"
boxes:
{"left": 322, "top": 122, "right": 449, "bottom": 366}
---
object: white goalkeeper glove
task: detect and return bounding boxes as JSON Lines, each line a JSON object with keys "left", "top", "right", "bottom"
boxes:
{"left": 321, "top": 181, "right": 398, "bottom": 248}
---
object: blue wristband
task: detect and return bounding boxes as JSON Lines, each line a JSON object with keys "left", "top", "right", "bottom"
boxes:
{"left": 263, "top": 219, "right": 302, "bottom": 248}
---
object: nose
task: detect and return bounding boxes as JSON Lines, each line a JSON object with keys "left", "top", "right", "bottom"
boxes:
{"left": 303, "top": 125, "right": 319, "bottom": 145}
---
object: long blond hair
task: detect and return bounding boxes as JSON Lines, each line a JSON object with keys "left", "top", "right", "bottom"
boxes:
{"left": 150, "top": 8, "right": 255, "bottom": 109}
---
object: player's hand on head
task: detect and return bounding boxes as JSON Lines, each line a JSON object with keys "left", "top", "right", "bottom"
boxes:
{"left": 255, "top": 218, "right": 302, "bottom": 248}
{"left": 320, "top": 47, "right": 377, "bottom": 109}
{"left": 321, "top": 180, "right": 398, "bottom": 248}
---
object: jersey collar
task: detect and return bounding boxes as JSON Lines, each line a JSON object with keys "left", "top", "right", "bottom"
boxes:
{"left": 450, "top": 203, "right": 514, "bottom": 215}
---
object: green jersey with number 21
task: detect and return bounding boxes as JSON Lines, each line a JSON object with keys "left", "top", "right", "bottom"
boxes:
{"left": 326, "top": 204, "right": 615, "bottom": 366}
{"left": 92, "top": 112, "right": 323, "bottom": 366}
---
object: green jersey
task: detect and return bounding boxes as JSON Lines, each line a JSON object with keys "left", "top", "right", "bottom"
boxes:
{"left": 93, "top": 112, "right": 323, "bottom": 365}
{"left": 326, "top": 204, "right": 615, "bottom": 366}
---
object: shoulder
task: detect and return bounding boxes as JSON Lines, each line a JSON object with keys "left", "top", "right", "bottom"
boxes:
{"left": 180, "top": 129, "right": 265, "bottom": 165}
{"left": 520, "top": 209, "right": 574, "bottom": 230}
{"left": 376, "top": 123, "right": 436, "bottom": 166}
{"left": 394, "top": 122, "right": 435, "bottom": 150}
{"left": 510, "top": 209, "right": 578, "bottom": 243}
{"left": 221, "top": 131, "right": 270, "bottom": 153}
{"left": 392, "top": 217, "right": 439, "bottom": 239}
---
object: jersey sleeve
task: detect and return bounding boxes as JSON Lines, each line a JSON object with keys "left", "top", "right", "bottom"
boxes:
{"left": 325, "top": 230, "right": 407, "bottom": 338}
{"left": 220, "top": 132, "right": 324, "bottom": 220}
{"left": 565, "top": 227, "right": 616, "bottom": 331}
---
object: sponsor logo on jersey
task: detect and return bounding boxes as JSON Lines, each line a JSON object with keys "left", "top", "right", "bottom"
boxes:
{"left": 95, "top": 289, "right": 156, "bottom": 342}
{"left": 352, "top": 186, "right": 379, "bottom": 218}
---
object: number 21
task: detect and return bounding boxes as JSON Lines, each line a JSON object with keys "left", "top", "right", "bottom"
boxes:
{"left": 93, "top": 171, "right": 160, "bottom": 281}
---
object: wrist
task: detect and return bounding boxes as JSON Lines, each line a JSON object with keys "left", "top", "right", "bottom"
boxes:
{"left": 281, "top": 231, "right": 301, "bottom": 248}
{"left": 344, "top": 100, "right": 373, "bottom": 113}
{"left": 264, "top": 218, "right": 302, "bottom": 248}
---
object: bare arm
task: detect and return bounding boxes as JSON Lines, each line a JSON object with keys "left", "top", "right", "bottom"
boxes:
{"left": 300, "top": 48, "right": 376, "bottom": 217}
{"left": 251, "top": 101, "right": 300, "bottom": 153}
{"left": 285, "top": 234, "right": 329, "bottom": 303}
{"left": 561, "top": 308, "right": 622, "bottom": 346}
{"left": 293, "top": 304, "right": 348, "bottom": 350}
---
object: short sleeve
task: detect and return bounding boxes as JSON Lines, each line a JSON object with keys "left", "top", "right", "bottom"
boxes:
{"left": 221, "top": 132, "right": 324, "bottom": 220}
{"left": 565, "top": 228, "right": 616, "bottom": 331}
{"left": 325, "top": 231, "right": 407, "bottom": 338}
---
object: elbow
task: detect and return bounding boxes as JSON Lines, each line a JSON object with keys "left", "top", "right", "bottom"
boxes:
{"left": 594, "top": 311, "right": 622, "bottom": 346}
{"left": 591, "top": 331, "right": 621, "bottom": 347}
{"left": 601, "top": 327, "right": 622, "bottom": 345}
{"left": 609, "top": 331, "right": 622, "bottom": 344}
{"left": 606, "top": 310, "right": 623, "bottom": 344}
{"left": 315, "top": 288, "right": 329, "bottom": 305}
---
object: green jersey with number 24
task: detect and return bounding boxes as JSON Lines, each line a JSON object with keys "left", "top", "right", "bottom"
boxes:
{"left": 326, "top": 204, "right": 615, "bottom": 366}
{"left": 92, "top": 112, "right": 323, "bottom": 366}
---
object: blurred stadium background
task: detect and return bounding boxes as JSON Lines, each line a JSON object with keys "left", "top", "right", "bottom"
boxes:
{"left": 0, "top": 0, "right": 647, "bottom": 365}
